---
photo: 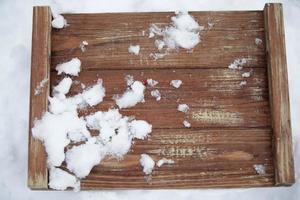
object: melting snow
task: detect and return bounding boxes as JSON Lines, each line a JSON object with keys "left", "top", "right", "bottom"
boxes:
{"left": 242, "top": 72, "right": 251, "bottom": 78}
{"left": 178, "top": 104, "right": 189, "bottom": 113}
{"left": 151, "top": 89, "right": 161, "bottom": 101}
{"left": 157, "top": 158, "right": 174, "bottom": 167}
{"left": 140, "top": 154, "right": 155, "bottom": 175}
{"left": 228, "top": 58, "right": 247, "bottom": 70}
{"left": 128, "top": 45, "right": 140, "bottom": 55}
{"left": 255, "top": 38, "right": 263, "bottom": 45}
{"left": 183, "top": 120, "right": 191, "bottom": 128}
{"left": 170, "top": 79, "right": 182, "bottom": 88}
{"left": 55, "top": 58, "right": 81, "bottom": 76}
{"left": 34, "top": 77, "right": 48, "bottom": 95}
{"left": 147, "top": 79, "right": 159, "bottom": 87}
{"left": 48, "top": 167, "right": 80, "bottom": 191}
{"left": 115, "top": 80, "right": 145, "bottom": 109}
{"left": 79, "top": 40, "right": 88, "bottom": 52}
{"left": 253, "top": 164, "right": 266, "bottom": 175}
{"left": 53, "top": 77, "right": 72, "bottom": 95}
{"left": 51, "top": 14, "right": 67, "bottom": 29}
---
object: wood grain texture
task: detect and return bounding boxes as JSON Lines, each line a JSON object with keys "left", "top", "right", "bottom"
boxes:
{"left": 27, "top": 4, "right": 293, "bottom": 189}
{"left": 28, "top": 6, "right": 51, "bottom": 189}
{"left": 264, "top": 3, "right": 295, "bottom": 185}
{"left": 52, "top": 68, "right": 271, "bottom": 128}
{"left": 49, "top": 8, "right": 278, "bottom": 189}
{"left": 81, "top": 128, "right": 274, "bottom": 189}
{"left": 51, "top": 11, "right": 266, "bottom": 70}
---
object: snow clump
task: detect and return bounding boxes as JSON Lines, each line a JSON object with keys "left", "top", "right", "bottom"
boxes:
{"left": 140, "top": 154, "right": 155, "bottom": 175}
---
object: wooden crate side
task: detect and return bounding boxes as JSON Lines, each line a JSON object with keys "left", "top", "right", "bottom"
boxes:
{"left": 28, "top": 6, "right": 51, "bottom": 189}
{"left": 264, "top": 3, "right": 295, "bottom": 186}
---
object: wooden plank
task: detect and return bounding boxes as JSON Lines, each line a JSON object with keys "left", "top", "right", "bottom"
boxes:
{"left": 80, "top": 128, "right": 274, "bottom": 189}
{"left": 40, "top": 5, "right": 291, "bottom": 189}
{"left": 28, "top": 6, "right": 51, "bottom": 189}
{"left": 264, "top": 3, "right": 295, "bottom": 186}
{"left": 52, "top": 68, "right": 271, "bottom": 128}
{"left": 51, "top": 11, "right": 266, "bottom": 70}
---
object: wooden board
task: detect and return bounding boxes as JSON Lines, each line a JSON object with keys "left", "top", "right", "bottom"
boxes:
{"left": 28, "top": 3, "right": 294, "bottom": 189}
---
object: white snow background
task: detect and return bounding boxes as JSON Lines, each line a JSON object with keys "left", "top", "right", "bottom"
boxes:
{"left": 0, "top": 0, "right": 299, "bottom": 199}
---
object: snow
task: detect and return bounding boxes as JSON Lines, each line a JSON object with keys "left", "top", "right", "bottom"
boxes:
{"left": 208, "top": 22, "right": 214, "bottom": 29}
{"left": 128, "top": 45, "right": 140, "bottom": 55}
{"left": 178, "top": 104, "right": 189, "bottom": 113}
{"left": 147, "top": 78, "right": 159, "bottom": 87}
{"left": 157, "top": 158, "right": 174, "bottom": 167}
{"left": 149, "top": 52, "right": 167, "bottom": 60}
{"left": 49, "top": 80, "right": 105, "bottom": 114}
{"left": 239, "top": 80, "right": 247, "bottom": 86}
{"left": 48, "top": 167, "right": 80, "bottom": 191}
{"left": 149, "top": 12, "right": 202, "bottom": 50}
{"left": 140, "top": 154, "right": 155, "bottom": 175}
{"left": 183, "top": 120, "right": 191, "bottom": 128}
{"left": 81, "top": 80, "right": 105, "bottom": 106}
{"left": 255, "top": 38, "right": 263, "bottom": 45}
{"left": 53, "top": 77, "right": 72, "bottom": 95}
{"left": 56, "top": 58, "right": 81, "bottom": 76}
{"left": 155, "top": 39, "right": 165, "bottom": 50}
{"left": 151, "top": 89, "right": 161, "bottom": 101}
{"left": 32, "top": 111, "right": 90, "bottom": 166}
{"left": 86, "top": 108, "right": 152, "bottom": 157}
{"left": 228, "top": 58, "right": 247, "bottom": 70}
{"left": 125, "top": 74, "right": 134, "bottom": 86}
{"left": 48, "top": 95, "right": 78, "bottom": 114}
{"left": 79, "top": 41, "right": 88, "bottom": 52}
{"left": 86, "top": 109, "right": 129, "bottom": 144}
{"left": 253, "top": 164, "right": 266, "bottom": 175}
{"left": 34, "top": 77, "right": 48, "bottom": 95}
{"left": 170, "top": 79, "right": 182, "bottom": 88}
{"left": 52, "top": 14, "right": 67, "bottom": 29}
{"left": 129, "top": 120, "right": 152, "bottom": 139}
{"left": 66, "top": 138, "right": 105, "bottom": 178}
{"left": 242, "top": 72, "right": 251, "bottom": 78}
{"left": 115, "top": 80, "right": 145, "bottom": 109}
{"left": 1, "top": 0, "right": 300, "bottom": 199}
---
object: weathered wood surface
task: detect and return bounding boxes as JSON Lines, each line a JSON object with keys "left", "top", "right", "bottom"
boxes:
{"left": 28, "top": 6, "right": 51, "bottom": 189}
{"left": 27, "top": 3, "right": 293, "bottom": 189}
{"left": 50, "top": 8, "right": 278, "bottom": 189}
{"left": 264, "top": 3, "right": 295, "bottom": 186}
{"left": 51, "top": 11, "right": 266, "bottom": 70}
{"left": 82, "top": 128, "right": 274, "bottom": 189}
{"left": 52, "top": 68, "right": 271, "bottom": 128}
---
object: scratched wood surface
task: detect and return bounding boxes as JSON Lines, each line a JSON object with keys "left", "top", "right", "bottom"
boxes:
{"left": 28, "top": 6, "right": 51, "bottom": 189}
{"left": 264, "top": 4, "right": 294, "bottom": 185}
{"left": 48, "top": 9, "right": 279, "bottom": 189}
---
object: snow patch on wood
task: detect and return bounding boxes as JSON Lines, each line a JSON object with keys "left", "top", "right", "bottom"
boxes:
{"left": 254, "top": 164, "right": 266, "bottom": 175}
{"left": 157, "top": 158, "right": 174, "bottom": 167}
{"left": 34, "top": 77, "right": 48, "bottom": 95}
{"left": 170, "top": 79, "right": 182, "bottom": 88}
{"left": 51, "top": 14, "right": 67, "bottom": 29}
{"left": 55, "top": 58, "right": 81, "bottom": 76}
{"left": 128, "top": 45, "right": 140, "bottom": 55}
{"left": 140, "top": 154, "right": 155, "bottom": 175}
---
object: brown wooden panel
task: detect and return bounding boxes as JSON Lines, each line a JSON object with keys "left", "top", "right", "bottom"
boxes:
{"left": 29, "top": 3, "right": 294, "bottom": 189}
{"left": 51, "top": 68, "right": 271, "bottom": 128}
{"left": 28, "top": 6, "right": 51, "bottom": 189}
{"left": 264, "top": 3, "right": 295, "bottom": 185}
{"left": 80, "top": 128, "right": 274, "bottom": 189}
{"left": 51, "top": 11, "right": 266, "bottom": 70}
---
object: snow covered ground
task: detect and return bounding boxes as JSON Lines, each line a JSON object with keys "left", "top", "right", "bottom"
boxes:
{"left": 0, "top": 0, "right": 300, "bottom": 199}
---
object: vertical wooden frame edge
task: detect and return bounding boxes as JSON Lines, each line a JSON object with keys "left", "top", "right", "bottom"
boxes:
{"left": 28, "top": 6, "right": 51, "bottom": 190}
{"left": 263, "top": 3, "right": 295, "bottom": 186}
